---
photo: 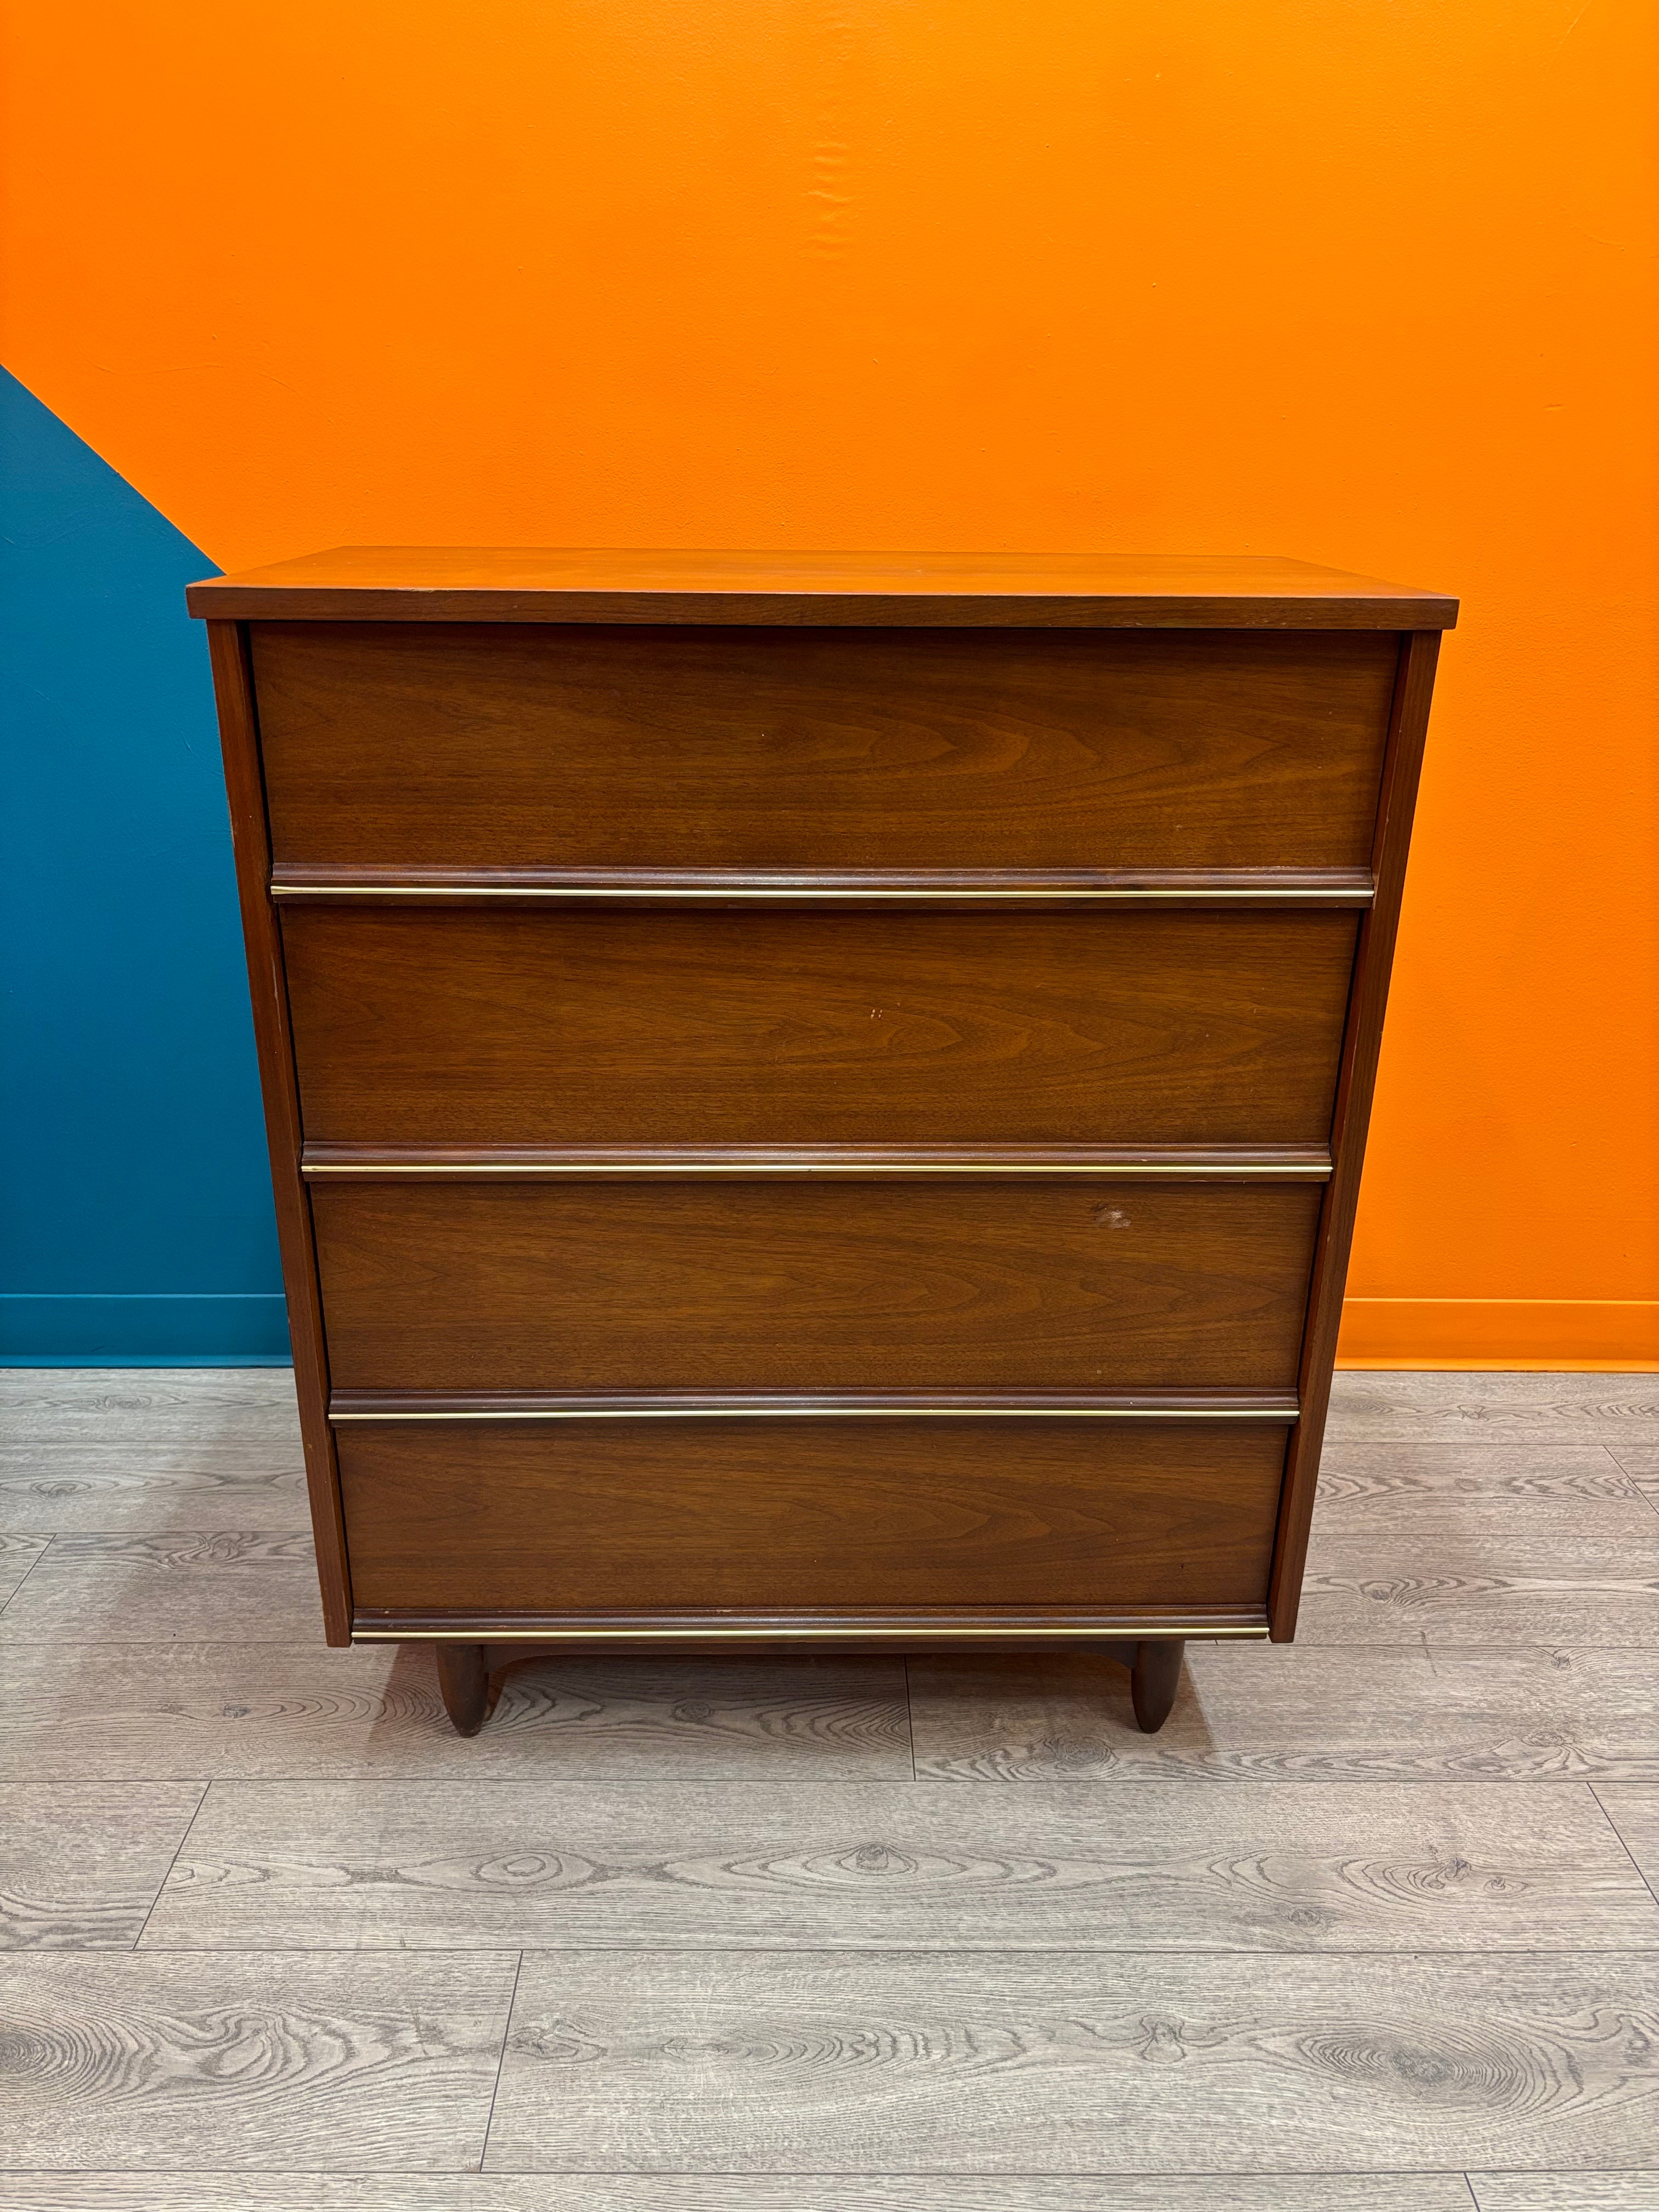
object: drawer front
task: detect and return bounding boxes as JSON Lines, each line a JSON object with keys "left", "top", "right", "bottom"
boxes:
{"left": 253, "top": 623, "right": 1398, "bottom": 873}
{"left": 336, "top": 1417, "right": 1286, "bottom": 1612}
{"left": 313, "top": 1180, "right": 1322, "bottom": 1392}
{"left": 284, "top": 907, "right": 1358, "bottom": 1148}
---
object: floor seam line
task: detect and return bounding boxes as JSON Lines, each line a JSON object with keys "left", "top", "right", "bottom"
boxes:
{"left": 129, "top": 1777, "right": 215, "bottom": 1951}
{"left": 0, "top": 1534, "right": 57, "bottom": 1622}
{"left": 93, "top": 1942, "right": 1659, "bottom": 1958}
{"left": 0, "top": 2163, "right": 1589, "bottom": 2177}
{"left": 1588, "top": 1782, "right": 1659, "bottom": 1917}
{"left": 476, "top": 1948, "right": 524, "bottom": 2173}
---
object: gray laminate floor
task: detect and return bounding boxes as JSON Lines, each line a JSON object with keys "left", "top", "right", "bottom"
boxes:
{"left": 1, "top": 1369, "right": 1657, "bottom": 2209}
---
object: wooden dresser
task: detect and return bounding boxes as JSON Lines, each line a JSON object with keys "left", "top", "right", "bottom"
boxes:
{"left": 189, "top": 550, "right": 1455, "bottom": 1735}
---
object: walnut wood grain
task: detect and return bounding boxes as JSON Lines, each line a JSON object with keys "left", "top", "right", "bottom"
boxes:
{"left": 311, "top": 1177, "right": 1322, "bottom": 1393}
{"left": 187, "top": 546, "right": 1459, "bottom": 627}
{"left": 205, "top": 622, "right": 352, "bottom": 1646}
{"left": 281, "top": 905, "right": 1359, "bottom": 1150}
{"left": 252, "top": 623, "right": 1398, "bottom": 872}
{"left": 334, "top": 1417, "right": 1286, "bottom": 1615}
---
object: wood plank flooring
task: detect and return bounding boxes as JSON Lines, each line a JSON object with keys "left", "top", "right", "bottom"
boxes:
{"left": 0, "top": 2175, "right": 1486, "bottom": 2209}
{"left": 0, "top": 1950, "right": 517, "bottom": 2168}
{"left": 135, "top": 1776, "right": 1659, "bottom": 1954}
{"left": 2, "top": 1367, "right": 1657, "bottom": 2206}
{"left": 1, "top": 1784, "right": 205, "bottom": 1948}
{"left": 487, "top": 1950, "right": 1659, "bottom": 2173}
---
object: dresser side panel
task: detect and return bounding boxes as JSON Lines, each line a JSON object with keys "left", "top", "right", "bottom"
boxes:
{"left": 1268, "top": 630, "right": 1442, "bottom": 1638}
{"left": 206, "top": 620, "right": 351, "bottom": 1643}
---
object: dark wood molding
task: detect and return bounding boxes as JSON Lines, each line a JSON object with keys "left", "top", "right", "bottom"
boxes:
{"left": 185, "top": 546, "right": 1458, "bottom": 629}
{"left": 302, "top": 1143, "right": 1333, "bottom": 1182}
{"left": 1267, "top": 629, "right": 1442, "bottom": 1640}
{"left": 198, "top": 590, "right": 1453, "bottom": 629}
{"left": 205, "top": 619, "right": 353, "bottom": 1646}
{"left": 330, "top": 1387, "right": 1300, "bottom": 1421}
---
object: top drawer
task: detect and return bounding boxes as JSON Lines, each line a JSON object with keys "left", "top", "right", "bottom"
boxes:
{"left": 251, "top": 623, "right": 1399, "bottom": 875}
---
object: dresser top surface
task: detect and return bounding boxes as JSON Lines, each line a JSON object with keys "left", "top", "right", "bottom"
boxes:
{"left": 188, "top": 548, "right": 1456, "bottom": 629}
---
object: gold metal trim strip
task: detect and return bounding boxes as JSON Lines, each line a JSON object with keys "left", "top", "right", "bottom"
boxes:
{"left": 273, "top": 884, "right": 1373, "bottom": 905}
{"left": 330, "top": 1403, "right": 1299, "bottom": 1423}
{"left": 302, "top": 1159, "right": 1331, "bottom": 1180}
{"left": 352, "top": 1623, "right": 1270, "bottom": 1643}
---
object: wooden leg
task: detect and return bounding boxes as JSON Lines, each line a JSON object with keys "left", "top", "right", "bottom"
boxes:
{"left": 435, "top": 1643, "right": 490, "bottom": 1736}
{"left": 1130, "top": 1638, "right": 1184, "bottom": 1733}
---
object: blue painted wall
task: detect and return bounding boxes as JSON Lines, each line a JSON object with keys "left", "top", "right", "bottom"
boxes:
{"left": 0, "top": 368, "right": 287, "bottom": 1362}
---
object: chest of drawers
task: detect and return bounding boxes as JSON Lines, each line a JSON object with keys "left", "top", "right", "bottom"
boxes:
{"left": 190, "top": 550, "right": 1454, "bottom": 1735}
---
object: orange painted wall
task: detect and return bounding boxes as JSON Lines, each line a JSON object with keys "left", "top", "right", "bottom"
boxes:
{"left": 3, "top": 0, "right": 1655, "bottom": 1363}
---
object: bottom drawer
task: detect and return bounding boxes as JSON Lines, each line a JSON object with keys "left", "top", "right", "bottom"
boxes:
{"left": 336, "top": 1417, "right": 1287, "bottom": 1615}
